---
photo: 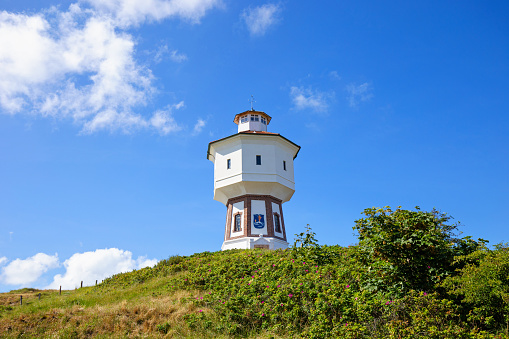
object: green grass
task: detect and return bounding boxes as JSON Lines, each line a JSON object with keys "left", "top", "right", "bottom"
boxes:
{"left": 1, "top": 246, "right": 508, "bottom": 338}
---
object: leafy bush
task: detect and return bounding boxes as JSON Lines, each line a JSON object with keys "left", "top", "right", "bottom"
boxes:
{"left": 353, "top": 206, "right": 483, "bottom": 295}
{"left": 442, "top": 243, "right": 509, "bottom": 331}
{"left": 89, "top": 208, "right": 507, "bottom": 338}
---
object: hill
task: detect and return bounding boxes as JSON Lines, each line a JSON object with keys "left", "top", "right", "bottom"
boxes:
{"left": 1, "top": 207, "right": 508, "bottom": 338}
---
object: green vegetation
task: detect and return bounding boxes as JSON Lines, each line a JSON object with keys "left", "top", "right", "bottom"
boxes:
{"left": 0, "top": 206, "right": 508, "bottom": 338}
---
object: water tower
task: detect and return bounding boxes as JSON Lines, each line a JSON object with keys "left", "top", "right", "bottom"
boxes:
{"left": 207, "top": 109, "right": 300, "bottom": 250}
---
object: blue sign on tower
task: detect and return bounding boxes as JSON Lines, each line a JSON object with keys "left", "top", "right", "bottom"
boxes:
{"left": 253, "top": 214, "right": 265, "bottom": 229}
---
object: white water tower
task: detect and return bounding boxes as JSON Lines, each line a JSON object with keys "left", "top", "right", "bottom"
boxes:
{"left": 207, "top": 109, "right": 300, "bottom": 250}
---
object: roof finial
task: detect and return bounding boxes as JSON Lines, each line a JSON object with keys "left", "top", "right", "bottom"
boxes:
{"left": 249, "top": 95, "right": 256, "bottom": 111}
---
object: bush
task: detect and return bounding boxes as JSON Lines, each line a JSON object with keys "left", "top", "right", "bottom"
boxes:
{"left": 353, "top": 206, "right": 482, "bottom": 295}
{"left": 442, "top": 243, "right": 509, "bottom": 331}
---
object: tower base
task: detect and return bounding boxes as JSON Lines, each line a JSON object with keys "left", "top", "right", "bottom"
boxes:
{"left": 221, "top": 236, "right": 289, "bottom": 251}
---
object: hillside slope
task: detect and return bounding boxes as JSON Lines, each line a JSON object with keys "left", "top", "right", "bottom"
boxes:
{"left": 0, "top": 244, "right": 508, "bottom": 338}
{"left": 2, "top": 207, "right": 508, "bottom": 338}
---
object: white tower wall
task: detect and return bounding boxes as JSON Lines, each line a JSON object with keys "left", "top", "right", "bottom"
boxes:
{"left": 208, "top": 110, "right": 300, "bottom": 251}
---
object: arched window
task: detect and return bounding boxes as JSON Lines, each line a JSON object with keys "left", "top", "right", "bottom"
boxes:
{"left": 234, "top": 213, "right": 242, "bottom": 232}
{"left": 274, "top": 213, "right": 281, "bottom": 233}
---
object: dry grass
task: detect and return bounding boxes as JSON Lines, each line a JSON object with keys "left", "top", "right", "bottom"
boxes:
{"left": 0, "top": 289, "right": 218, "bottom": 338}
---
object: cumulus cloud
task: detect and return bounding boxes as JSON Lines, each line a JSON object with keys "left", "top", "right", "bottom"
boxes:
{"left": 241, "top": 3, "right": 281, "bottom": 36}
{"left": 83, "top": 0, "right": 222, "bottom": 27}
{"left": 290, "top": 86, "right": 333, "bottom": 113}
{"left": 47, "top": 248, "right": 158, "bottom": 289}
{"left": 0, "top": 257, "right": 7, "bottom": 266}
{"left": 192, "top": 119, "right": 206, "bottom": 135}
{"left": 346, "top": 82, "right": 373, "bottom": 108}
{"left": 0, "top": 253, "right": 59, "bottom": 286}
{"left": 0, "top": 0, "right": 220, "bottom": 134}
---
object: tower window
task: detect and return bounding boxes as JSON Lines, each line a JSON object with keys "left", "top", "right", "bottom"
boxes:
{"left": 261, "top": 117, "right": 267, "bottom": 125}
{"left": 256, "top": 155, "right": 262, "bottom": 165}
{"left": 251, "top": 115, "right": 259, "bottom": 122}
{"left": 274, "top": 213, "right": 281, "bottom": 233}
{"left": 241, "top": 116, "right": 248, "bottom": 123}
{"left": 227, "top": 159, "right": 231, "bottom": 169}
{"left": 234, "top": 213, "right": 242, "bottom": 232}
{"left": 283, "top": 161, "right": 286, "bottom": 171}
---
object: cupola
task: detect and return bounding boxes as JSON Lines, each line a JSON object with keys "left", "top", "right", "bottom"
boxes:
{"left": 233, "top": 110, "right": 272, "bottom": 133}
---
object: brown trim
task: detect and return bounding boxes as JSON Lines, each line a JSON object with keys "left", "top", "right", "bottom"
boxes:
{"left": 273, "top": 212, "right": 281, "bottom": 234}
{"left": 243, "top": 197, "right": 249, "bottom": 238}
{"left": 225, "top": 204, "right": 232, "bottom": 241}
{"left": 224, "top": 194, "right": 288, "bottom": 243}
{"left": 233, "top": 212, "right": 242, "bottom": 232}
{"left": 246, "top": 196, "right": 252, "bottom": 237}
{"left": 279, "top": 201, "right": 287, "bottom": 241}
{"left": 266, "top": 202, "right": 274, "bottom": 238}
{"left": 233, "top": 110, "right": 272, "bottom": 125}
{"left": 227, "top": 194, "right": 283, "bottom": 205}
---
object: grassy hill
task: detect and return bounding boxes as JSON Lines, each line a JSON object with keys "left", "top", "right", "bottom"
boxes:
{"left": 1, "top": 208, "right": 508, "bottom": 338}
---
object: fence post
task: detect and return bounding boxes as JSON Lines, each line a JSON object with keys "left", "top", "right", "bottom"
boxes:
{"left": 59, "top": 286, "right": 61, "bottom": 295}
{"left": 38, "top": 293, "right": 41, "bottom": 300}
{"left": 95, "top": 280, "right": 97, "bottom": 286}
{"left": 81, "top": 281, "right": 83, "bottom": 288}
{"left": 20, "top": 295, "right": 22, "bottom": 305}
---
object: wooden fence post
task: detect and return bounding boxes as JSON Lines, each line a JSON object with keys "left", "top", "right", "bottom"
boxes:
{"left": 81, "top": 281, "right": 83, "bottom": 288}
{"left": 38, "top": 293, "right": 41, "bottom": 300}
{"left": 59, "top": 286, "right": 61, "bottom": 295}
{"left": 20, "top": 295, "right": 22, "bottom": 305}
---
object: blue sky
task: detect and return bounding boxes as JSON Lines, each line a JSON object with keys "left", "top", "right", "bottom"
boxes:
{"left": 0, "top": 0, "right": 507, "bottom": 292}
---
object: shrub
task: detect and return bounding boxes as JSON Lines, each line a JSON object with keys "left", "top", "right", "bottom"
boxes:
{"left": 442, "top": 243, "right": 509, "bottom": 331}
{"left": 353, "top": 206, "right": 483, "bottom": 295}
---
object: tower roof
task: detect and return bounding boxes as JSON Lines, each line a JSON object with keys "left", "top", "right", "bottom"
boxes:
{"left": 233, "top": 110, "right": 272, "bottom": 125}
{"left": 207, "top": 131, "right": 301, "bottom": 161}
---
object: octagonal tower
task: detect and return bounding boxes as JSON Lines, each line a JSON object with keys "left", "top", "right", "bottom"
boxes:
{"left": 207, "top": 110, "right": 300, "bottom": 250}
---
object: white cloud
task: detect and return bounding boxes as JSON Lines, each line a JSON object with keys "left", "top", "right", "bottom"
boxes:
{"left": 290, "top": 86, "right": 333, "bottom": 113}
{"left": 82, "top": 0, "right": 223, "bottom": 27}
{"left": 0, "top": 253, "right": 59, "bottom": 286}
{"left": 169, "top": 50, "right": 188, "bottom": 63}
{"left": 47, "top": 248, "right": 158, "bottom": 289}
{"left": 0, "top": 257, "right": 7, "bottom": 266}
{"left": 0, "top": 0, "right": 219, "bottom": 134}
{"left": 329, "top": 71, "right": 341, "bottom": 80}
{"left": 346, "top": 82, "right": 373, "bottom": 108}
{"left": 154, "top": 45, "right": 188, "bottom": 63}
{"left": 241, "top": 3, "right": 281, "bottom": 36}
{"left": 192, "top": 119, "right": 206, "bottom": 135}
{"left": 149, "top": 102, "right": 184, "bottom": 135}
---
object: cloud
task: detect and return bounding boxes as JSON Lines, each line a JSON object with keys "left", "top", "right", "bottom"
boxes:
{"left": 0, "top": 253, "right": 59, "bottom": 286}
{"left": 0, "top": 0, "right": 219, "bottom": 134}
{"left": 82, "top": 0, "right": 223, "bottom": 27}
{"left": 192, "top": 119, "right": 206, "bottom": 135}
{"left": 346, "top": 82, "right": 373, "bottom": 108}
{"left": 241, "top": 3, "right": 281, "bottom": 36}
{"left": 290, "top": 86, "right": 333, "bottom": 113}
{"left": 0, "top": 257, "right": 7, "bottom": 266}
{"left": 154, "top": 45, "right": 188, "bottom": 63}
{"left": 47, "top": 248, "right": 157, "bottom": 289}
{"left": 149, "top": 102, "right": 184, "bottom": 135}
{"left": 329, "top": 71, "right": 341, "bottom": 80}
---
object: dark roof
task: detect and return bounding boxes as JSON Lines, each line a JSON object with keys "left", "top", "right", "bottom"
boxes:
{"left": 207, "top": 131, "right": 301, "bottom": 160}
